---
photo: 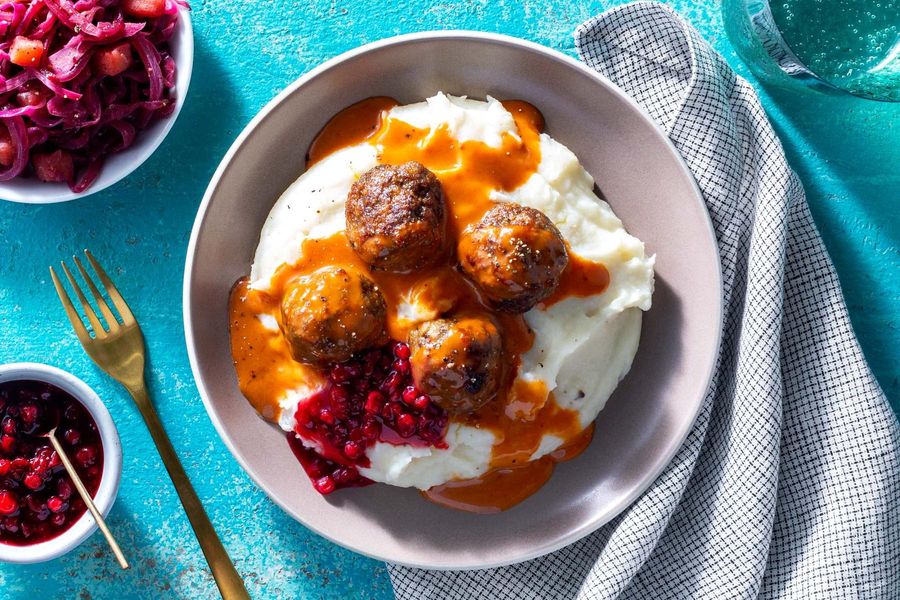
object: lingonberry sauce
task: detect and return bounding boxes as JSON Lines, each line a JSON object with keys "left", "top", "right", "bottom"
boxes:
{"left": 289, "top": 341, "right": 449, "bottom": 494}
{"left": 0, "top": 380, "right": 103, "bottom": 546}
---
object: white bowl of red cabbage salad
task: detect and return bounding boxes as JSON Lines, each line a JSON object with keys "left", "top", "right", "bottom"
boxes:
{"left": 0, "top": 0, "right": 192, "bottom": 203}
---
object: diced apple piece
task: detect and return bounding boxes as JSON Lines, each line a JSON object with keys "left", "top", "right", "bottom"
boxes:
{"left": 9, "top": 36, "right": 44, "bottom": 68}
{"left": 32, "top": 150, "right": 74, "bottom": 183}
{"left": 16, "top": 82, "right": 51, "bottom": 107}
{"left": 94, "top": 43, "right": 133, "bottom": 77}
{"left": 122, "top": 0, "right": 167, "bottom": 18}
{"left": 0, "top": 129, "right": 15, "bottom": 168}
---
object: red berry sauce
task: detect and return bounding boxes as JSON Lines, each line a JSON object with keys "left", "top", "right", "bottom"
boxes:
{"left": 0, "top": 380, "right": 103, "bottom": 546}
{"left": 288, "top": 341, "right": 449, "bottom": 495}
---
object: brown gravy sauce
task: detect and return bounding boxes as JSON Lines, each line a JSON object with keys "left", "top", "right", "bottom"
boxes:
{"left": 228, "top": 96, "right": 610, "bottom": 512}
{"left": 544, "top": 249, "right": 611, "bottom": 308}
{"left": 229, "top": 277, "right": 309, "bottom": 420}
{"left": 423, "top": 424, "right": 594, "bottom": 513}
{"left": 306, "top": 96, "right": 399, "bottom": 166}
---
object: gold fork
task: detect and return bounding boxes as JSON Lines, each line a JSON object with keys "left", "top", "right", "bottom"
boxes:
{"left": 50, "top": 250, "right": 250, "bottom": 600}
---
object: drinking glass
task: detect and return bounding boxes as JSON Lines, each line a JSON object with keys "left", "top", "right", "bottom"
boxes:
{"left": 724, "top": 0, "right": 900, "bottom": 101}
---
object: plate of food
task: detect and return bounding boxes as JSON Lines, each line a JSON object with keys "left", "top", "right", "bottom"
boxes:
{"left": 184, "top": 31, "right": 721, "bottom": 569}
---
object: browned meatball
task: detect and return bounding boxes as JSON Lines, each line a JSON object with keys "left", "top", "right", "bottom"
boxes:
{"left": 345, "top": 162, "right": 446, "bottom": 272}
{"left": 458, "top": 203, "right": 568, "bottom": 313}
{"left": 280, "top": 266, "right": 387, "bottom": 364}
{"left": 408, "top": 316, "right": 503, "bottom": 414}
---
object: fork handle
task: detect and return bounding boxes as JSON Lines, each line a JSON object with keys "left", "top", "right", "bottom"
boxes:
{"left": 128, "top": 384, "right": 251, "bottom": 600}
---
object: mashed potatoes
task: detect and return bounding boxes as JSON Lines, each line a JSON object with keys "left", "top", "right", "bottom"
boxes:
{"left": 249, "top": 93, "right": 654, "bottom": 490}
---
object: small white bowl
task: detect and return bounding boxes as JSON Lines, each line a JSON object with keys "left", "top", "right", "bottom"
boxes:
{"left": 0, "top": 8, "right": 194, "bottom": 204}
{"left": 0, "top": 363, "right": 122, "bottom": 563}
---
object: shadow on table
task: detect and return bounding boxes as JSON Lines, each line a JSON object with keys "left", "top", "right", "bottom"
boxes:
{"left": 0, "top": 501, "right": 176, "bottom": 599}
{"left": 753, "top": 80, "right": 900, "bottom": 405}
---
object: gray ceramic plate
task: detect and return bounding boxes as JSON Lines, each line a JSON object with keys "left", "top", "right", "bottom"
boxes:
{"left": 184, "top": 31, "right": 721, "bottom": 569}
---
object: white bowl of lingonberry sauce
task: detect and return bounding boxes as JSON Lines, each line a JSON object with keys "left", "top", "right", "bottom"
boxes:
{"left": 0, "top": 363, "right": 122, "bottom": 563}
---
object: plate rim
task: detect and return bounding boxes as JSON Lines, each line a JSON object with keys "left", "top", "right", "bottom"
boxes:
{"left": 183, "top": 29, "right": 723, "bottom": 570}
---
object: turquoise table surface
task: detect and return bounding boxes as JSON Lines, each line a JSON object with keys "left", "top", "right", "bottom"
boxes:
{"left": 0, "top": 1, "right": 897, "bottom": 598}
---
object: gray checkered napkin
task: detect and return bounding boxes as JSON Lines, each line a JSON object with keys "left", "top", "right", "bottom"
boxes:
{"left": 388, "top": 3, "right": 900, "bottom": 598}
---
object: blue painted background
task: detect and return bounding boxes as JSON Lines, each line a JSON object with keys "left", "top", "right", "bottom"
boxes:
{"left": 0, "top": 0, "right": 897, "bottom": 597}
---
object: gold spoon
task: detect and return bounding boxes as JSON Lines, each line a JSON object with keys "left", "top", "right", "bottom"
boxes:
{"left": 42, "top": 426, "right": 129, "bottom": 569}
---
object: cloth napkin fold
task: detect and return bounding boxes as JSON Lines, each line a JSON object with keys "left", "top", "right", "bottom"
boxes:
{"left": 388, "top": 3, "right": 900, "bottom": 598}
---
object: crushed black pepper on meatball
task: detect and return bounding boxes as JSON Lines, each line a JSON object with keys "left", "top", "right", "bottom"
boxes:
{"left": 457, "top": 202, "right": 568, "bottom": 313}
{"left": 408, "top": 316, "right": 503, "bottom": 414}
{"left": 280, "top": 266, "right": 387, "bottom": 364}
{"left": 345, "top": 161, "right": 447, "bottom": 272}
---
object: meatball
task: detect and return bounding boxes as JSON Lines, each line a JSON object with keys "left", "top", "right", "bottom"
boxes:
{"left": 280, "top": 266, "right": 387, "bottom": 364}
{"left": 408, "top": 316, "right": 503, "bottom": 414}
{"left": 345, "top": 161, "right": 446, "bottom": 272}
{"left": 458, "top": 203, "right": 568, "bottom": 313}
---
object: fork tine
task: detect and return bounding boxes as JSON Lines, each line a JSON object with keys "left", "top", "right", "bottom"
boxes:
{"left": 60, "top": 262, "right": 108, "bottom": 337}
{"left": 50, "top": 266, "right": 94, "bottom": 344}
{"left": 84, "top": 250, "right": 135, "bottom": 324}
{"left": 73, "top": 255, "right": 119, "bottom": 330}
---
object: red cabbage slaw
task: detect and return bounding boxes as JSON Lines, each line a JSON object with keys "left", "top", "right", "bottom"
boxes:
{"left": 0, "top": 0, "right": 188, "bottom": 192}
